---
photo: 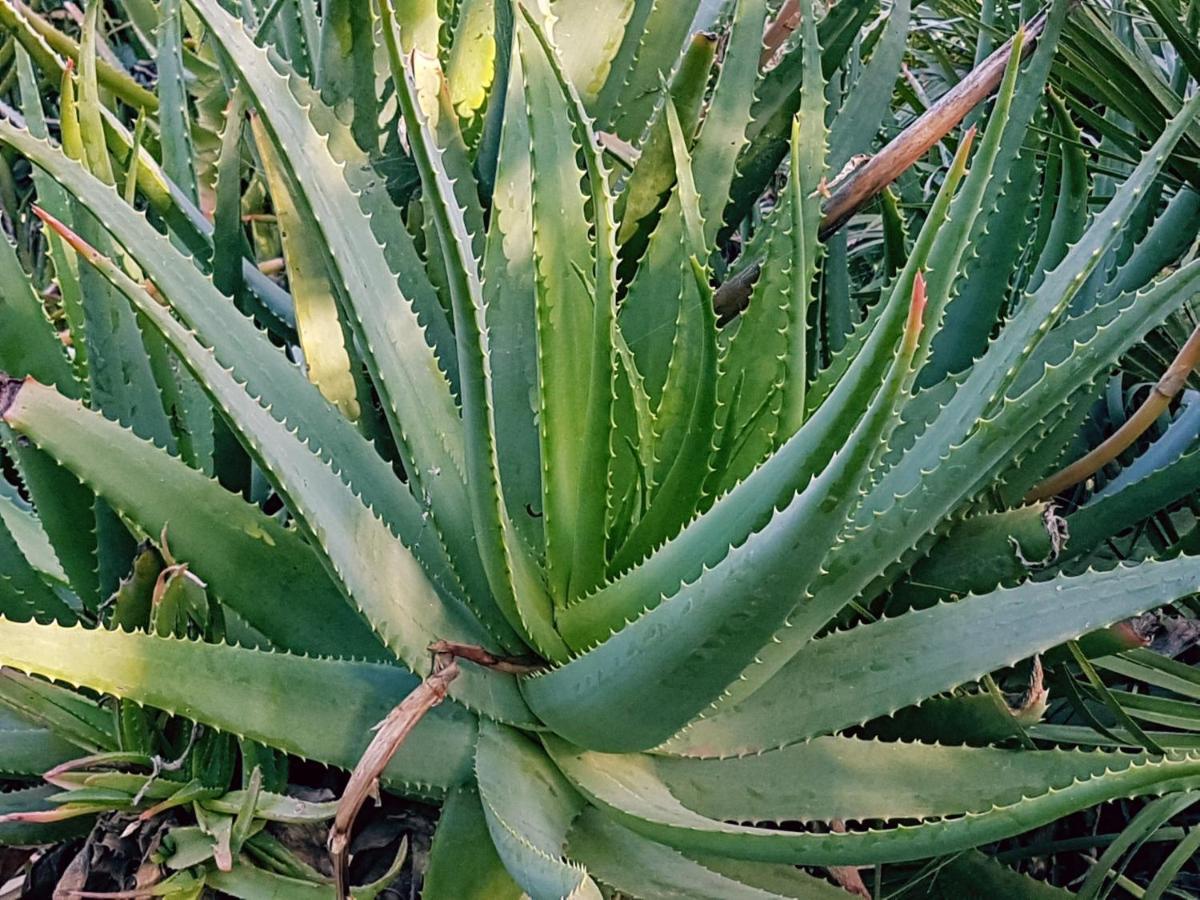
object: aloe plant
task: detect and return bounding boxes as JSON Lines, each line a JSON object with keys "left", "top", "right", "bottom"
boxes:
{"left": 0, "top": 0, "right": 1197, "bottom": 895}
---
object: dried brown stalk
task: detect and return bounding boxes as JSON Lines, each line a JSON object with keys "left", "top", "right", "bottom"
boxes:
{"left": 328, "top": 654, "right": 459, "bottom": 899}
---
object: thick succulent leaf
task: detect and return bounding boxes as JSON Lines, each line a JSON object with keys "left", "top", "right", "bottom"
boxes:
{"left": 0, "top": 707, "right": 82, "bottom": 774}
{"left": 747, "top": 102, "right": 1200, "bottom": 696}
{"left": 0, "top": 668, "right": 115, "bottom": 753}
{"left": 250, "top": 115, "right": 361, "bottom": 422}
{"left": 31, "top": 217, "right": 532, "bottom": 724}
{"left": 525, "top": 274, "right": 926, "bottom": 751}
{"left": 187, "top": 0, "right": 486, "bottom": 614}
{"left": 0, "top": 785, "right": 95, "bottom": 845}
{"left": 0, "top": 121, "right": 464, "bottom": 606}
{"left": 0, "top": 620, "right": 476, "bottom": 796}
{"left": 0, "top": 503, "right": 74, "bottom": 625}
{"left": 603, "top": 107, "right": 718, "bottom": 583}
{"left": 157, "top": 0, "right": 198, "bottom": 204}
{"left": 424, "top": 785, "right": 523, "bottom": 900}
{"left": 616, "top": 32, "right": 716, "bottom": 249}
{"left": 2, "top": 378, "right": 388, "bottom": 661}
{"left": 649, "top": 737, "right": 1137, "bottom": 819}
{"left": 568, "top": 807, "right": 849, "bottom": 900}
{"left": 668, "top": 555, "right": 1200, "bottom": 756}
{"left": 717, "top": 5, "right": 825, "bottom": 469}
{"left": 548, "top": 0, "right": 635, "bottom": 107}
{"left": 384, "top": 1, "right": 557, "bottom": 659}
{"left": 0, "top": 489, "right": 67, "bottom": 587}
{"left": 475, "top": 723, "right": 602, "bottom": 900}
{"left": 482, "top": 42, "right": 543, "bottom": 554}
{"left": 565, "top": 127, "right": 972, "bottom": 648}
{"left": 826, "top": 0, "right": 910, "bottom": 171}
{"left": 925, "top": 851, "right": 1074, "bottom": 898}
{"left": 507, "top": 17, "right": 602, "bottom": 605}
{"left": 546, "top": 735, "right": 1200, "bottom": 866}
{"left": 518, "top": 9, "right": 621, "bottom": 603}
{"left": 445, "top": 0, "right": 497, "bottom": 129}
{"left": 594, "top": 0, "right": 702, "bottom": 143}
{"left": 0, "top": 229, "right": 76, "bottom": 396}
{"left": 688, "top": 0, "right": 769, "bottom": 243}
{"left": 315, "top": 0, "right": 380, "bottom": 152}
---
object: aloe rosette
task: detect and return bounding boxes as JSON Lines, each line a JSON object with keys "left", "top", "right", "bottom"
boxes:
{"left": 0, "top": 0, "right": 1197, "bottom": 895}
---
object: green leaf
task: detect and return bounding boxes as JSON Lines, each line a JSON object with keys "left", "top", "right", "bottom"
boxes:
{"left": 688, "top": 0, "right": 769, "bottom": 243}
{"left": 568, "top": 807, "right": 851, "bottom": 899}
{"left": 0, "top": 620, "right": 477, "bottom": 796}
{"left": 5, "top": 376, "right": 388, "bottom": 660}
{"left": 187, "top": 0, "right": 489, "bottom": 623}
{"left": 669, "top": 555, "right": 1200, "bottom": 756}
{"left": 482, "top": 39, "right": 543, "bottom": 556}
{"left": 546, "top": 735, "right": 1200, "bottom": 866}
{"left": 475, "top": 722, "right": 602, "bottom": 900}
{"left": 594, "top": 0, "right": 702, "bottom": 143}
{"left": 424, "top": 785, "right": 523, "bottom": 900}
{"left": 250, "top": 114, "right": 361, "bottom": 422}
{"left": 527, "top": 272, "right": 926, "bottom": 750}
{"left": 158, "top": 0, "right": 199, "bottom": 205}
{"left": 28, "top": 214, "right": 532, "bottom": 724}
{"left": 0, "top": 708, "right": 83, "bottom": 775}
{"left": 548, "top": 0, "right": 635, "bottom": 107}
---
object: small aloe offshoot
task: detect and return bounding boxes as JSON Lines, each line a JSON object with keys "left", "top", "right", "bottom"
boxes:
{"left": 0, "top": 0, "right": 1196, "bottom": 896}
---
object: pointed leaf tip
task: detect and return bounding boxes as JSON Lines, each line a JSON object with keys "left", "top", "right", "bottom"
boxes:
{"left": 908, "top": 270, "right": 928, "bottom": 344}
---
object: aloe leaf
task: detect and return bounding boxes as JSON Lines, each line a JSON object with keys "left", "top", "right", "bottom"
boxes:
{"left": 0, "top": 229, "right": 75, "bottom": 397}
{"left": 511, "top": 15, "right": 599, "bottom": 603}
{"left": 688, "top": 0, "right": 768, "bottom": 243}
{"left": 649, "top": 737, "right": 1141, "bottom": 819}
{"left": 0, "top": 0, "right": 157, "bottom": 111}
{"left": 0, "top": 785, "right": 96, "bottom": 845}
{"left": 249, "top": 115, "right": 361, "bottom": 422}
{"left": 186, "top": 0, "right": 489, "bottom": 617}
{"left": 547, "top": 735, "right": 1200, "bottom": 866}
{"left": 568, "top": 807, "right": 849, "bottom": 900}
{"left": 556, "top": 137, "right": 972, "bottom": 653}
{"left": 482, "top": 41, "right": 543, "bottom": 557}
{"left": 616, "top": 32, "right": 716, "bottom": 249}
{"left": 0, "top": 706, "right": 82, "bottom": 774}
{"left": 547, "top": 0, "right": 634, "bottom": 108}
{"left": 158, "top": 0, "right": 199, "bottom": 204}
{"left": 725, "top": 0, "right": 876, "bottom": 230}
{"left": 594, "top": 0, "right": 702, "bottom": 143}
{"left": 3, "top": 378, "right": 389, "bottom": 660}
{"left": 719, "top": 3, "right": 824, "bottom": 459}
{"left": 517, "top": 9, "right": 621, "bottom": 603}
{"left": 15, "top": 48, "right": 86, "bottom": 382}
{"left": 604, "top": 104, "right": 718, "bottom": 582}
{"left": 314, "top": 0, "right": 379, "bottom": 152}
{"left": 0, "top": 669, "right": 115, "bottom": 752}
{"left": 0, "top": 490, "right": 67, "bottom": 588}
{"left": 0, "top": 619, "right": 477, "bottom": 796}
{"left": 382, "top": 1, "right": 558, "bottom": 660}
{"left": 0, "top": 121, "right": 465, "bottom": 612}
{"left": 445, "top": 0, "right": 497, "bottom": 131}
{"left": 527, "top": 273, "right": 926, "bottom": 750}
{"left": 826, "top": 0, "right": 910, "bottom": 171}
{"left": 766, "top": 95, "right": 1200, "bottom": 690}
{"left": 30, "top": 214, "right": 532, "bottom": 723}
{"left": 0, "top": 503, "right": 74, "bottom": 625}
{"left": 669, "top": 555, "right": 1200, "bottom": 756}
{"left": 424, "top": 785, "right": 523, "bottom": 900}
{"left": 475, "top": 722, "right": 602, "bottom": 900}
